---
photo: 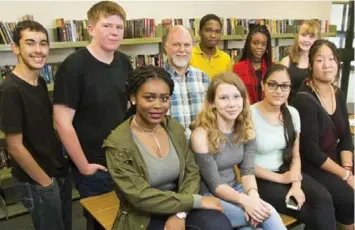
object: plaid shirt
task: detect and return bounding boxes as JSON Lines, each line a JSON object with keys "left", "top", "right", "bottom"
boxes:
{"left": 164, "top": 62, "right": 210, "bottom": 139}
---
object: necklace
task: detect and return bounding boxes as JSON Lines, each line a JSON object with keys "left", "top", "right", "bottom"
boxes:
{"left": 313, "top": 84, "right": 334, "bottom": 114}
{"left": 132, "top": 116, "right": 162, "bottom": 155}
{"left": 132, "top": 116, "right": 159, "bottom": 132}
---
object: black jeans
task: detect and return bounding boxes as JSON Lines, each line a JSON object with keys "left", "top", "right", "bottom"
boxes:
{"left": 257, "top": 173, "right": 336, "bottom": 230}
{"left": 147, "top": 209, "right": 233, "bottom": 230}
{"left": 13, "top": 175, "right": 72, "bottom": 230}
{"left": 72, "top": 165, "right": 114, "bottom": 230}
{"left": 303, "top": 165, "right": 354, "bottom": 225}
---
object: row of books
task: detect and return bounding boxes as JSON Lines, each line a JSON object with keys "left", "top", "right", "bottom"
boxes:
{"left": 223, "top": 46, "right": 290, "bottom": 63}
{"left": 0, "top": 63, "right": 61, "bottom": 84}
{"left": 0, "top": 45, "right": 291, "bottom": 83}
{"left": 0, "top": 15, "right": 33, "bottom": 44}
{"left": 0, "top": 17, "right": 333, "bottom": 44}
{"left": 159, "top": 18, "right": 331, "bottom": 37}
{"left": 55, "top": 18, "right": 90, "bottom": 42}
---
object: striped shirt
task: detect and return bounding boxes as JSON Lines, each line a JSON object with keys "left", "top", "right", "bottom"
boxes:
{"left": 164, "top": 62, "right": 210, "bottom": 139}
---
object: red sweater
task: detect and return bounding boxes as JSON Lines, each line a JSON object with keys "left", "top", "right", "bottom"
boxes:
{"left": 233, "top": 59, "right": 268, "bottom": 104}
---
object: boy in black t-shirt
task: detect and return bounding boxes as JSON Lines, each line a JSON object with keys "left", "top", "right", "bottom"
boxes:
{"left": 0, "top": 21, "right": 71, "bottom": 230}
{"left": 53, "top": 1, "right": 132, "bottom": 229}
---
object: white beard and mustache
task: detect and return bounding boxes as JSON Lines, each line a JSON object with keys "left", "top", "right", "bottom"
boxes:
{"left": 171, "top": 54, "right": 190, "bottom": 68}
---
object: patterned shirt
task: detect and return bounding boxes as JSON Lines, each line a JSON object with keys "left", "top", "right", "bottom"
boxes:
{"left": 164, "top": 62, "right": 210, "bottom": 139}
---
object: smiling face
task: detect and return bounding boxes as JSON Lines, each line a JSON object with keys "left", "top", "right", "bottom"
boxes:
{"left": 213, "top": 83, "right": 244, "bottom": 122}
{"left": 311, "top": 45, "right": 338, "bottom": 84}
{"left": 250, "top": 32, "right": 267, "bottom": 60}
{"left": 88, "top": 14, "right": 124, "bottom": 52}
{"left": 297, "top": 24, "right": 318, "bottom": 52}
{"left": 263, "top": 70, "right": 291, "bottom": 106}
{"left": 131, "top": 78, "right": 171, "bottom": 128}
{"left": 200, "top": 19, "right": 222, "bottom": 49}
{"left": 12, "top": 29, "right": 49, "bottom": 70}
{"left": 164, "top": 27, "right": 193, "bottom": 69}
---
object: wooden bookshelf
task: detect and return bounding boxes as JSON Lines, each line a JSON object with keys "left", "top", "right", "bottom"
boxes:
{"left": 0, "top": 32, "right": 337, "bottom": 52}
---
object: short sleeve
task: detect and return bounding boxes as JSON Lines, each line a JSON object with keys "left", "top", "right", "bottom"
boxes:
{"left": 0, "top": 86, "right": 23, "bottom": 134}
{"left": 288, "top": 105, "right": 301, "bottom": 134}
{"left": 53, "top": 56, "right": 82, "bottom": 110}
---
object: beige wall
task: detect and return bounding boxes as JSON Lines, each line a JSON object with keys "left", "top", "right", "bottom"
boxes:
{"left": 0, "top": 0, "right": 332, "bottom": 65}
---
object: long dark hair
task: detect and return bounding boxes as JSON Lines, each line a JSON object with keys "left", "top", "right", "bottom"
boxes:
{"left": 240, "top": 24, "right": 272, "bottom": 67}
{"left": 263, "top": 64, "right": 296, "bottom": 172}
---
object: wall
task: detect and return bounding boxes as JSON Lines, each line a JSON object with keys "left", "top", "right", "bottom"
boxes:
{"left": 0, "top": 0, "right": 332, "bottom": 65}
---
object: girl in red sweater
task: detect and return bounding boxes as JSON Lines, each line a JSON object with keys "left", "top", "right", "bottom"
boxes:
{"left": 233, "top": 25, "right": 272, "bottom": 104}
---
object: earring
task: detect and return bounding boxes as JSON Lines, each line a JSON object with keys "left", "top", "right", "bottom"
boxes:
{"left": 132, "top": 101, "right": 136, "bottom": 105}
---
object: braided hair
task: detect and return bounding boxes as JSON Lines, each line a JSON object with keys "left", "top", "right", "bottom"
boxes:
{"left": 263, "top": 64, "right": 296, "bottom": 172}
{"left": 240, "top": 24, "right": 272, "bottom": 67}
{"left": 124, "top": 65, "right": 174, "bottom": 118}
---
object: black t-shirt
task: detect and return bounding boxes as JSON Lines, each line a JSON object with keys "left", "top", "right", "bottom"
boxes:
{"left": 53, "top": 48, "right": 133, "bottom": 166}
{"left": 0, "top": 73, "right": 68, "bottom": 182}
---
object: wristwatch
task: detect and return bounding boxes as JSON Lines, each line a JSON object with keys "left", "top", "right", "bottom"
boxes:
{"left": 176, "top": 212, "right": 187, "bottom": 219}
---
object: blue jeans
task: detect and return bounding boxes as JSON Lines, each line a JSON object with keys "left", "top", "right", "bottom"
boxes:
{"left": 204, "top": 184, "right": 286, "bottom": 230}
{"left": 13, "top": 176, "right": 72, "bottom": 230}
{"left": 147, "top": 209, "right": 233, "bottom": 230}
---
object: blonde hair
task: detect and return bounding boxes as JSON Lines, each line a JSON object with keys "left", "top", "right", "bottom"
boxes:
{"left": 191, "top": 72, "right": 255, "bottom": 154}
{"left": 87, "top": 1, "right": 126, "bottom": 25}
{"left": 289, "top": 20, "right": 321, "bottom": 64}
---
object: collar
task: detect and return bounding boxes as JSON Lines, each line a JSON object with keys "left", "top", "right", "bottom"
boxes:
{"left": 164, "top": 62, "right": 191, "bottom": 78}
{"left": 194, "top": 43, "right": 220, "bottom": 58}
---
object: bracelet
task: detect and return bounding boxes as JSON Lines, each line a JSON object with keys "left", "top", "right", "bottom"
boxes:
{"left": 342, "top": 170, "right": 351, "bottom": 181}
{"left": 246, "top": 188, "right": 258, "bottom": 195}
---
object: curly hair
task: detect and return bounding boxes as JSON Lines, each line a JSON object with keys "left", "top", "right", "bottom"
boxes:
{"left": 191, "top": 72, "right": 255, "bottom": 154}
{"left": 126, "top": 65, "right": 174, "bottom": 98}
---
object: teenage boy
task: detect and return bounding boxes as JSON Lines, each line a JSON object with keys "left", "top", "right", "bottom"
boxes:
{"left": 190, "top": 14, "right": 233, "bottom": 79}
{"left": 53, "top": 1, "right": 132, "bottom": 229}
{"left": 0, "top": 20, "right": 71, "bottom": 230}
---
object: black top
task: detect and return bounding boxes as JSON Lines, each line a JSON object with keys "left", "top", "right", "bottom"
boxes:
{"left": 288, "top": 62, "right": 309, "bottom": 104}
{"left": 53, "top": 48, "right": 133, "bottom": 167}
{"left": 0, "top": 73, "right": 68, "bottom": 182}
{"left": 255, "top": 69, "right": 263, "bottom": 102}
{"left": 292, "top": 83, "right": 353, "bottom": 169}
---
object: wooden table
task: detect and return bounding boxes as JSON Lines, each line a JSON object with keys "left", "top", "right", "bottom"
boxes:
{"left": 80, "top": 191, "right": 119, "bottom": 230}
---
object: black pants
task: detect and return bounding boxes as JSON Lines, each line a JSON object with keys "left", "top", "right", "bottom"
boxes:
{"left": 257, "top": 173, "right": 336, "bottom": 230}
{"left": 303, "top": 165, "right": 354, "bottom": 225}
{"left": 72, "top": 166, "right": 114, "bottom": 230}
{"left": 147, "top": 209, "right": 233, "bottom": 230}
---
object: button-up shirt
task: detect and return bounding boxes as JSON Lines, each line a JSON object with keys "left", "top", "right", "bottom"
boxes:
{"left": 164, "top": 62, "right": 210, "bottom": 139}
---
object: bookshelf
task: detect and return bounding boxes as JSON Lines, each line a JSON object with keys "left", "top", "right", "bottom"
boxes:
{"left": 0, "top": 32, "right": 338, "bottom": 52}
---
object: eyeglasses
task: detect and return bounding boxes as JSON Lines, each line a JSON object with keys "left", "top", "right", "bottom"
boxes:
{"left": 266, "top": 82, "right": 291, "bottom": 92}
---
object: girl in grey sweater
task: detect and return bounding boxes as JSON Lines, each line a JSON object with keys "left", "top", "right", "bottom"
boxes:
{"left": 190, "top": 72, "right": 285, "bottom": 229}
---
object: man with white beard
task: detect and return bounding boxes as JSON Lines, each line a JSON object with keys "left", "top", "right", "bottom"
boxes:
{"left": 163, "top": 25, "right": 210, "bottom": 139}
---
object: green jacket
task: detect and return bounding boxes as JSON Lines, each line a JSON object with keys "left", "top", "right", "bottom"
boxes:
{"left": 104, "top": 116, "right": 200, "bottom": 230}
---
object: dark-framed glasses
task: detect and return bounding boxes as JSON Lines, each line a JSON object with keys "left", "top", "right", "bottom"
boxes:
{"left": 266, "top": 82, "right": 291, "bottom": 92}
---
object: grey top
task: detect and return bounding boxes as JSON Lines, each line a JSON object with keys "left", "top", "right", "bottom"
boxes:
{"left": 194, "top": 132, "right": 256, "bottom": 195}
{"left": 133, "top": 133, "right": 180, "bottom": 192}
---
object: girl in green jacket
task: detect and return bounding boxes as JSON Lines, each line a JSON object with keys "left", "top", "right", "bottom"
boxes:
{"left": 104, "top": 65, "right": 233, "bottom": 230}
